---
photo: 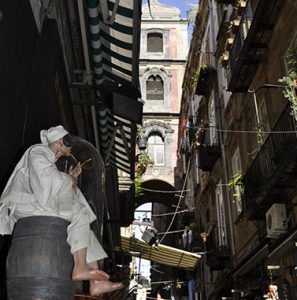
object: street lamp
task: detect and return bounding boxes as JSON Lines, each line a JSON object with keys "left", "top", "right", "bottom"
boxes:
{"left": 137, "top": 136, "right": 148, "bottom": 150}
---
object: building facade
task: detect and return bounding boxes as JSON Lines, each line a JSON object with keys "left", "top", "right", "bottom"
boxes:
{"left": 178, "top": 0, "right": 297, "bottom": 299}
{"left": 136, "top": 0, "right": 189, "bottom": 298}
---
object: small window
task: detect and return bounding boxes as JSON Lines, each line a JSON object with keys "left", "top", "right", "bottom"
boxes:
{"left": 147, "top": 32, "right": 163, "bottom": 53}
{"left": 147, "top": 134, "right": 164, "bottom": 166}
{"left": 146, "top": 75, "right": 164, "bottom": 101}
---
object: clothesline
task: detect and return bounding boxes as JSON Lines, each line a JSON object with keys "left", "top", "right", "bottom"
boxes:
{"left": 141, "top": 188, "right": 191, "bottom": 193}
{"left": 181, "top": 125, "right": 297, "bottom": 134}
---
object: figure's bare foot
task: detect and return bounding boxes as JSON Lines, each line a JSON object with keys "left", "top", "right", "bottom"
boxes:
{"left": 90, "top": 280, "right": 124, "bottom": 296}
{"left": 72, "top": 268, "right": 110, "bottom": 281}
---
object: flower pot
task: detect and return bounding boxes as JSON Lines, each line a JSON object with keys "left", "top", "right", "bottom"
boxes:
{"left": 231, "top": 19, "right": 240, "bottom": 34}
{"left": 221, "top": 52, "right": 229, "bottom": 67}
{"left": 225, "top": 38, "right": 234, "bottom": 51}
{"left": 237, "top": 1, "right": 246, "bottom": 15}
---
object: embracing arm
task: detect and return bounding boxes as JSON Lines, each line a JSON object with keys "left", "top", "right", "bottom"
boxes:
{"left": 28, "top": 147, "right": 73, "bottom": 209}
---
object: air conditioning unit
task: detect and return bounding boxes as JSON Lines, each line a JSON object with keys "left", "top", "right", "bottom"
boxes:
{"left": 266, "top": 203, "right": 287, "bottom": 238}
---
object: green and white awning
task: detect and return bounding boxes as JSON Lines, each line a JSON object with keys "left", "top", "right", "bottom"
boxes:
{"left": 86, "top": 0, "right": 142, "bottom": 177}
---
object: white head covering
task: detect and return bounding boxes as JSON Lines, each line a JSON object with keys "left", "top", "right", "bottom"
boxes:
{"left": 40, "top": 125, "right": 69, "bottom": 145}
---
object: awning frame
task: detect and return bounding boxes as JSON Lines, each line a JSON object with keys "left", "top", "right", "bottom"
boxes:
{"left": 121, "top": 236, "right": 201, "bottom": 270}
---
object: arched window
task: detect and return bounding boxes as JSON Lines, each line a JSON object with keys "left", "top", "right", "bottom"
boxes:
{"left": 146, "top": 75, "right": 164, "bottom": 101}
{"left": 147, "top": 32, "right": 163, "bottom": 53}
{"left": 147, "top": 133, "right": 164, "bottom": 166}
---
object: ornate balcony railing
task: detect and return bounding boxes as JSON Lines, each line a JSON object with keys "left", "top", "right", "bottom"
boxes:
{"left": 244, "top": 103, "right": 297, "bottom": 219}
{"left": 205, "top": 226, "right": 230, "bottom": 271}
{"left": 198, "top": 128, "right": 221, "bottom": 171}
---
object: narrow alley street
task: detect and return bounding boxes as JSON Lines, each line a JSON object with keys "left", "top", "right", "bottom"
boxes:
{"left": 1, "top": 0, "right": 297, "bottom": 300}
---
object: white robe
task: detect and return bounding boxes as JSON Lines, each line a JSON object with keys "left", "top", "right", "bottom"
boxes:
{"left": 0, "top": 144, "right": 107, "bottom": 263}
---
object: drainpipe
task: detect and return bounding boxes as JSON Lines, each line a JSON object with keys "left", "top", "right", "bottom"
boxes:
{"left": 77, "top": 0, "right": 100, "bottom": 150}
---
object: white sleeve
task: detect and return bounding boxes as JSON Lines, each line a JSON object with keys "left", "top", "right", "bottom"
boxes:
{"left": 28, "top": 147, "right": 72, "bottom": 209}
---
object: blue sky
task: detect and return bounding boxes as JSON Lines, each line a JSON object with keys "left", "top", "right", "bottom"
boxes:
{"left": 142, "top": 0, "right": 199, "bottom": 18}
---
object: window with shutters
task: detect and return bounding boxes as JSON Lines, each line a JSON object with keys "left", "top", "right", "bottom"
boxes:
{"left": 146, "top": 75, "right": 164, "bottom": 101}
{"left": 215, "top": 183, "right": 227, "bottom": 248}
{"left": 147, "top": 32, "right": 163, "bottom": 53}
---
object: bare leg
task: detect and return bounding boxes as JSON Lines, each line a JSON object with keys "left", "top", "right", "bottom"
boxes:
{"left": 89, "top": 280, "right": 124, "bottom": 296}
{"left": 72, "top": 248, "right": 108, "bottom": 281}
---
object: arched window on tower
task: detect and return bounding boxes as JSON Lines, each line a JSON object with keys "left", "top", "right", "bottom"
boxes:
{"left": 147, "top": 32, "right": 163, "bottom": 53}
{"left": 147, "top": 133, "right": 164, "bottom": 166}
{"left": 146, "top": 75, "right": 164, "bottom": 101}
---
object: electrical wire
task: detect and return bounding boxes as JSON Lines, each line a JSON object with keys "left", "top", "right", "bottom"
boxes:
{"left": 141, "top": 188, "right": 191, "bottom": 193}
{"left": 158, "top": 145, "right": 193, "bottom": 244}
{"left": 158, "top": 229, "right": 187, "bottom": 235}
{"left": 150, "top": 266, "right": 165, "bottom": 274}
{"left": 152, "top": 208, "right": 195, "bottom": 217}
{"left": 150, "top": 280, "right": 188, "bottom": 285}
{"left": 181, "top": 125, "right": 297, "bottom": 134}
{"left": 146, "top": 297, "right": 171, "bottom": 300}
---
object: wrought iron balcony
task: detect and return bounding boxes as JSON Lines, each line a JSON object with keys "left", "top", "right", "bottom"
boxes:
{"left": 198, "top": 145, "right": 221, "bottom": 171}
{"left": 244, "top": 103, "right": 297, "bottom": 219}
{"left": 195, "top": 66, "right": 215, "bottom": 96}
{"left": 227, "top": 0, "right": 284, "bottom": 92}
{"left": 205, "top": 227, "right": 230, "bottom": 271}
{"left": 198, "top": 128, "right": 221, "bottom": 171}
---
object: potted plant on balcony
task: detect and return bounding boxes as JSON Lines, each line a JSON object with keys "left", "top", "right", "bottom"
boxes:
{"left": 279, "top": 71, "right": 297, "bottom": 121}
{"left": 225, "top": 38, "right": 234, "bottom": 51}
{"left": 236, "top": 0, "right": 247, "bottom": 15}
{"left": 215, "top": 0, "right": 246, "bottom": 8}
{"left": 194, "top": 64, "right": 215, "bottom": 95}
{"left": 193, "top": 121, "right": 208, "bottom": 148}
{"left": 230, "top": 19, "right": 240, "bottom": 34}
{"left": 228, "top": 172, "right": 244, "bottom": 203}
{"left": 279, "top": 45, "right": 297, "bottom": 121}
{"left": 220, "top": 52, "right": 230, "bottom": 68}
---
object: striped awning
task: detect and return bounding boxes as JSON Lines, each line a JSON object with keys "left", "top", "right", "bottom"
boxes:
{"left": 96, "top": 105, "right": 137, "bottom": 175}
{"left": 121, "top": 236, "right": 201, "bottom": 270}
{"left": 86, "top": 0, "right": 142, "bottom": 177}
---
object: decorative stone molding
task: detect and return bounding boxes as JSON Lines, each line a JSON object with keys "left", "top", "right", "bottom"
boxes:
{"left": 141, "top": 0, "right": 181, "bottom": 21}
{"left": 141, "top": 121, "right": 174, "bottom": 168}
{"left": 142, "top": 120, "right": 174, "bottom": 138}
{"left": 140, "top": 67, "right": 172, "bottom": 111}
{"left": 141, "top": 28, "right": 170, "bottom": 59}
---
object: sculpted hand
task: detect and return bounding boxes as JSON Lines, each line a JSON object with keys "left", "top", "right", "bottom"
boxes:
{"left": 69, "top": 163, "right": 82, "bottom": 191}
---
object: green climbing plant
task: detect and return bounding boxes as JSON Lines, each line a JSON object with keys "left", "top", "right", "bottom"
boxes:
{"left": 134, "top": 152, "right": 154, "bottom": 198}
{"left": 278, "top": 45, "right": 297, "bottom": 121}
{"left": 191, "top": 64, "right": 213, "bottom": 90}
{"left": 279, "top": 70, "right": 297, "bottom": 121}
{"left": 228, "top": 172, "right": 244, "bottom": 203}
